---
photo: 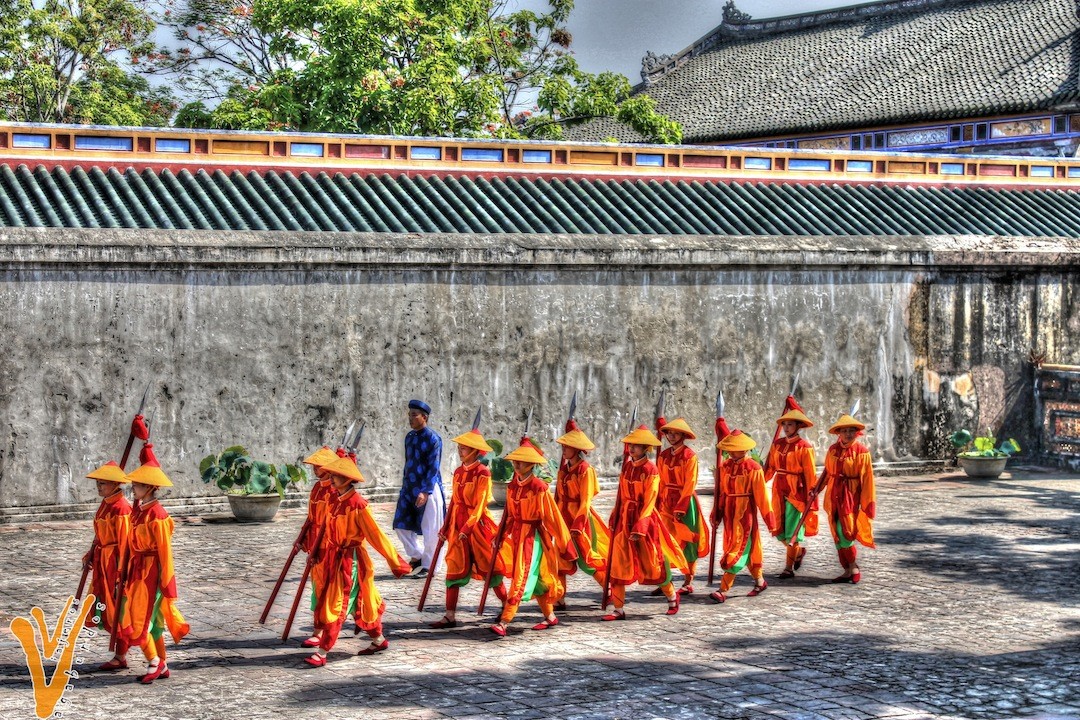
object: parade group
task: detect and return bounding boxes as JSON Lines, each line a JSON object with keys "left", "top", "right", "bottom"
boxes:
{"left": 77, "top": 392, "right": 877, "bottom": 680}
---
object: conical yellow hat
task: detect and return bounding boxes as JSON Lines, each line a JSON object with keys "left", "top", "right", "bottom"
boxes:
{"left": 323, "top": 456, "right": 365, "bottom": 483}
{"left": 505, "top": 438, "right": 546, "bottom": 464}
{"left": 127, "top": 460, "right": 173, "bottom": 487}
{"left": 776, "top": 409, "right": 814, "bottom": 428}
{"left": 621, "top": 425, "right": 662, "bottom": 447}
{"left": 660, "top": 418, "right": 697, "bottom": 440}
{"left": 303, "top": 446, "right": 339, "bottom": 468}
{"left": 87, "top": 461, "right": 129, "bottom": 484}
{"left": 828, "top": 414, "right": 866, "bottom": 434}
{"left": 557, "top": 428, "right": 595, "bottom": 452}
{"left": 717, "top": 429, "right": 756, "bottom": 452}
{"left": 453, "top": 429, "right": 494, "bottom": 454}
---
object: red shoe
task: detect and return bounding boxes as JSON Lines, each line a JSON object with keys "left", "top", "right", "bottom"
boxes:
{"left": 300, "top": 637, "right": 321, "bottom": 648}
{"left": 677, "top": 585, "right": 694, "bottom": 596}
{"left": 747, "top": 581, "right": 768, "bottom": 597}
{"left": 709, "top": 591, "right": 726, "bottom": 604}
{"left": 851, "top": 571, "right": 861, "bottom": 584}
{"left": 490, "top": 623, "right": 507, "bottom": 637}
{"left": 429, "top": 616, "right": 459, "bottom": 629}
{"left": 600, "top": 611, "right": 625, "bottom": 621}
{"left": 666, "top": 595, "right": 680, "bottom": 616}
{"left": 531, "top": 617, "right": 559, "bottom": 631}
{"left": 304, "top": 653, "right": 327, "bottom": 667}
{"left": 138, "top": 661, "right": 168, "bottom": 684}
{"left": 794, "top": 548, "right": 807, "bottom": 570}
{"left": 358, "top": 640, "right": 389, "bottom": 656}
{"left": 98, "top": 658, "right": 127, "bottom": 672}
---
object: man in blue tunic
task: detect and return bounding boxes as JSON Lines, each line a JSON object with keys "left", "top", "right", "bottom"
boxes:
{"left": 393, "top": 399, "right": 445, "bottom": 578}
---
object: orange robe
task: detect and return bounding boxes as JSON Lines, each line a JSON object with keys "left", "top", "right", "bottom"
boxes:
{"left": 765, "top": 436, "right": 819, "bottom": 542}
{"left": 444, "top": 462, "right": 512, "bottom": 587}
{"left": 716, "top": 457, "right": 775, "bottom": 577}
{"left": 120, "top": 501, "right": 189, "bottom": 647}
{"left": 305, "top": 479, "right": 338, "bottom": 627}
{"left": 314, "top": 488, "right": 410, "bottom": 650}
{"left": 500, "top": 476, "right": 575, "bottom": 623}
{"left": 555, "top": 459, "right": 609, "bottom": 582}
{"left": 823, "top": 441, "right": 876, "bottom": 558}
{"left": 657, "top": 444, "right": 709, "bottom": 567}
{"left": 89, "top": 491, "right": 131, "bottom": 638}
{"left": 608, "top": 458, "right": 689, "bottom": 587}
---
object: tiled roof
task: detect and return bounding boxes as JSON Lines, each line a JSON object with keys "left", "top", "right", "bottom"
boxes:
{"left": 2, "top": 163, "right": 1080, "bottom": 237}
{"left": 569, "top": 0, "right": 1080, "bottom": 144}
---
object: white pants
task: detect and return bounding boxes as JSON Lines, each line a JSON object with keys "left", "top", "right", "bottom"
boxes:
{"left": 396, "top": 485, "right": 445, "bottom": 574}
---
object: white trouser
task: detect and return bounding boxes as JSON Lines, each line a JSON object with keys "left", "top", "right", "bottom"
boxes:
{"left": 396, "top": 485, "right": 445, "bottom": 574}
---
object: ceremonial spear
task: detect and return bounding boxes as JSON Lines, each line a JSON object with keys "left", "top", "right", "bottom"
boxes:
{"left": 477, "top": 408, "right": 531, "bottom": 616}
{"left": 707, "top": 389, "right": 725, "bottom": 587}
{"left": 280, "top": 421, "right": 364, "bottom": 642}
{"left": 602, "top": 403, "right": 637, "bottom": 610}
{"left": 553, "top": 392, "right": 577, "bottom": 504}
{"left": 418, "top": 407, "right": 481, "bottom": 611}
{"left": 76, "top": 384, "right": 150, "bottom": 602}
{"left": 259, "top": 422, "right": 354, "bottom": 624}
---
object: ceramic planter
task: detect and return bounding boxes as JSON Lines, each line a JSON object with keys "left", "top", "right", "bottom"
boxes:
{"left": 957, "top": 456, "right": 1008, "bottom": 479}
{"left": 227, "top": 493, "right": 282, "bottom": 522}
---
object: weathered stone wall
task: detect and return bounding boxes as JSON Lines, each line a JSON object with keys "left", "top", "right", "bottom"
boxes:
{"left": 0, "top": 229, "right": 1076, "bottom": 517}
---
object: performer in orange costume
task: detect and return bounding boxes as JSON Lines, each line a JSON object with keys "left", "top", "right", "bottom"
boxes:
{"left": 429, "top": 426, "right": 511, "bottom": 629}
{"left": 553, "top": 420, "right": 609, "bottom": 608}
{"left": 602, "top": 426, "right": 688, "bottom": 621}
{"left": 655, "top": 417, "right": 709, "bottom": 596}
{"left": 306, "top": 455, "right": 411, "bottom": 666}
{"left": 491, "top": 438, "right": 575, "bottom": 637}
{"left": 84, "top": 461, "right": 132, "bottom": 671}
{"left": 299, "top": 445, "right": 348, "bottom": 649}
{"left": 765, "top": 407, "right": 819, "bottom": 578}
{"left": 709, "top": 430, "right": 776, "bottom": 604}
{"left": 823, "top": 413, "right": 876, "bottom": 583}
{"left": 120, "top": 451, "right": 189, "bottom": 684}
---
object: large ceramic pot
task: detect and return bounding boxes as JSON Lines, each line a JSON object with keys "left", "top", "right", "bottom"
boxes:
{"left": 490, "top": 481, "right": 508, "bottom": 507}
{"left": 227, "top": 493, "right": 282, "bottom": 522}
{"left": 957, "top": 456, "right": 1008, "bottom": 479}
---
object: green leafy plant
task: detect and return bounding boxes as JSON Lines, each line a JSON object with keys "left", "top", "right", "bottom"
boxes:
{"left": 480, "top": 439, "right": 513, "bottom": 483}
{"left": 948, "top": 429, "right": 1020, "bottom": 458}
{"left": 199, "top": 445, "right": 307, "bottom": 498}
{"left": 479, "top": 438, "right": 559, "bottom": 483}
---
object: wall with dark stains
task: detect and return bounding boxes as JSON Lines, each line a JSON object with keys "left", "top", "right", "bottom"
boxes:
{"left": 1, "top": 228, "right": 1076, "bottom": 518}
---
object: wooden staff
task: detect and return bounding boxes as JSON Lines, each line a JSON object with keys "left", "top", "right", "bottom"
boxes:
{"left": 476, "top": 511, "right": 509, "bottom": 616}
{"left": 708, "top": 391, "right": 725, "bottom": 587}
{"left": 260, "top": 519, "right": 312, "bottom": 624}
{"left": 75, "top": 540, "right": 98, "bottom": 601}
{"left": 417, "top": 505, "right": 455, "bottom": 612}
{"left": 281, "top": 523, "right": 327, "bottom": 643}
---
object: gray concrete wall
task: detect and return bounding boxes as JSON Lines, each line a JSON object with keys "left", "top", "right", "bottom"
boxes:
{"left": 0, "top": 228, "right": 1077, "bottom": 519}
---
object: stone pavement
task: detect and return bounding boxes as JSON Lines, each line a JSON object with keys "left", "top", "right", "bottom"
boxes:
{"left": 1, "top": 469, "right": 1079, "bottom": 720}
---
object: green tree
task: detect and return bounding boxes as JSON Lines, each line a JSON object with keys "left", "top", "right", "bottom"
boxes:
{"left": 0, "top": 0, "right": 176, "bottom": 124}
{"left": 160, "top": 0, "right": 680, "bottom": 142}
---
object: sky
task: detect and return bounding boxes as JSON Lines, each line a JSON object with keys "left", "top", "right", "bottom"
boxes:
{"left": 557, "top": 1, "right": 852, "bottom": 79}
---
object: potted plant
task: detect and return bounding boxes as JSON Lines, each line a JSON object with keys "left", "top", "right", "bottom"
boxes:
{"left": 481, "top": 439, "right": 560, "bottom": 506}
{"left": 948, "top": 429, "right": 1021, "bottom": 479}
{"left": 199, "top": 445, "right": 307, "bottom": 521}
{"left": 482, "top": 439, "right": 514, "bottom": 507}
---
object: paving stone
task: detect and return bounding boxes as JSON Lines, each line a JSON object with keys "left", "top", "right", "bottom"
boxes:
{"left": 1, "top": 471, "right": 1079, "bottom": 719}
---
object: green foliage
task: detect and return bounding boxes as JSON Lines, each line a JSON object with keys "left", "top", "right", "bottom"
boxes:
{"left": 950, "top": 429, "right": 1020, "bottom": 458}
{"left": 479, "top": 438, "right": 513, "bottom": 483}
{"left": 199, "top": 444, "right": 308, "bottom": 498}
{"left": 0, "top": 0, "right": 175, "bottom": 124}
{"left": 156, "top": 0, "right": 680, "bottom": 141}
